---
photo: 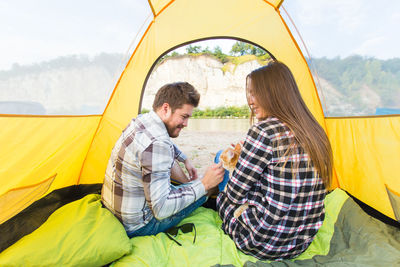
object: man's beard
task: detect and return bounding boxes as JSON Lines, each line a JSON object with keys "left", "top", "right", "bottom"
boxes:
{"left": 166, "top": 123, "right": 184, "bottom": 138}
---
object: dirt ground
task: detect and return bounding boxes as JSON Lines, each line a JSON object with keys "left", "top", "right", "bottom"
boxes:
{"left": 174, "top": 130, "right": 246, "bottom": 177}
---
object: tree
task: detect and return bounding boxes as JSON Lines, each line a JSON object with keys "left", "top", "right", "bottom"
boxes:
{"left": 212, "top": 46, "right": 228, "bottom": 63}
{"left": 230, "top": 41, "right": 247, "bottom": 56}
{"left": 186, "top": 45, "right": 202, "bottom": 54}
{"left": 230, "top": 41, "right": 266, "bottom": 56}
{"left": 201, "top": 46, "right": 212, "bottom": 55}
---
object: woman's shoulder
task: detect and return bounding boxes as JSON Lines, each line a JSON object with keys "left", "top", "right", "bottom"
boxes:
{"left": 252, "top": 116, "right": 289, "bottom": 136}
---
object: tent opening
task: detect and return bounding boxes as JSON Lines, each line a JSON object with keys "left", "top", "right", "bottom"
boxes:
{"left": 139, "top": 37, "right": 275, "bottom": 115}
{"left": 138, "top": 37, "right": 274, "bottom": 175}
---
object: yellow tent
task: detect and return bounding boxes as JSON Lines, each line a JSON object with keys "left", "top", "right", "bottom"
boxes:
{"left": 1, "top": 0, "right": 399, "bottom": 256}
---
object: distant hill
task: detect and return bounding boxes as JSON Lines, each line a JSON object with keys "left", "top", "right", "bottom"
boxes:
{"left": 308, "top": 56, "right": 400, "bottom": 116}
{"left": 0, "top": 53, "right": 126, "bottom": 115}
{"left": 0, "top": 53, "right": 399, "bottom": 116}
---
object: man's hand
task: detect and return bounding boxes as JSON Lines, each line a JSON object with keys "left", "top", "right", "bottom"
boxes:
{"left": 184, "top": 159, "right": 198, "bottom": 181}
{"left": 201, "top": 162, "right": 225, "bottom": 192}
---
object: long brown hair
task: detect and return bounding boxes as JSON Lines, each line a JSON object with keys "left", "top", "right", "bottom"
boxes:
{"left": 246, "top": 61, "right": 333, "bottom": 189}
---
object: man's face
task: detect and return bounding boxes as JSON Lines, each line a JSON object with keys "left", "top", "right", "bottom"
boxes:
{"left": 163, "top": 104, "right": 194, "bottom": 138}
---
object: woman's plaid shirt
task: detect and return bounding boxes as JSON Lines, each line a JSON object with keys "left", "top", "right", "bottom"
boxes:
{"left": 216, "top": 117, "right": 326, "bottom": 260}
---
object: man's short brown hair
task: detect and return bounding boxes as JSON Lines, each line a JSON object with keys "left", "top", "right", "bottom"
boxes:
{"left": 152, "top": 82, "right": 200, "bottom": 112}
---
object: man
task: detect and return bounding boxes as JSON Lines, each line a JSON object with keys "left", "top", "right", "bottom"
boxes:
{"left": 101, "top": 82, "right": 224, "bottom": 237}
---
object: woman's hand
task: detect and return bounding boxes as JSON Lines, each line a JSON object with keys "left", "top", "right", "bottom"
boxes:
{"left": 230, "top": 140, "right": 244, "bottom": 148}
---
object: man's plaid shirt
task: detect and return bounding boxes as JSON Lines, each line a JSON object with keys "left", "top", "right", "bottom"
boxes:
{"left": 216, "top": 117, "right": 326, "bottom": 260}
{"left": 101, "top": 111, "right": 206, "bottom": 232}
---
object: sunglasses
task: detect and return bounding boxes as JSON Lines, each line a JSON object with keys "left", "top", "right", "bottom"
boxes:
{"left": 165, "top": 223, "right": 196, "bottom": 246}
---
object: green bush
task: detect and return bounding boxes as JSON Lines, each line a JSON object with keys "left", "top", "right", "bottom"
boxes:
{"left": 141, "top": 106, "right": 250, "bottom": 118}
{"left": 140, "top": 108, "right": 150, "bottom": 114}
{"left": 192, "top": 106, "right": 250, "bottom": 118}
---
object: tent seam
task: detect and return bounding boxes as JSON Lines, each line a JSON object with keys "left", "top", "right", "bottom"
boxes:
{"left": 156, "top": 0, "right": 176, "bottom": 17}
{"left": 0, "top": 174, "right": 56, "bottom": 195}
{"left": 75, "top": 20, "right": 155, "bottom": 185}
{"left": 147, "top": 0, "right": 156, "bottom": 16}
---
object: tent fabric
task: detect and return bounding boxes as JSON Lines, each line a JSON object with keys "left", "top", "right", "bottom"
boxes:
{"left": 0, "top": 194, "right": 131, "bottom": 266}
{"left": 386, "top": 186, "right": 400, "bottom": 222}
{"left": 325, "top": 116, "right": 400, "bottom": 219}
{"left": 148, "top": 0, "right": 284, "bottom": 16}
{"left": 0, "top": 173, "right": 56, "bottom": 224}
{"left": 1, "top": 0, "right": 400, "bottom": 261}
{"left": 0, "top": 115, "right": 101, "bottom": 197}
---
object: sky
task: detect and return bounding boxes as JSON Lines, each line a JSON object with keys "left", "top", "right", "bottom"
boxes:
{"left": 1, "top": 0, "right": 399, "bottom": 70}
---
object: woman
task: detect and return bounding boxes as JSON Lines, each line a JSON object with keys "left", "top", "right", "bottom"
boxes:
{"left": 216, "top": 61, "right": 333, "bottom": 260}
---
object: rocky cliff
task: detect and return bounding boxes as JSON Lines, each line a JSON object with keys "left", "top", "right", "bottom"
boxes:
{"left": 143, "top": 55, "right": 260, "bottom": 110}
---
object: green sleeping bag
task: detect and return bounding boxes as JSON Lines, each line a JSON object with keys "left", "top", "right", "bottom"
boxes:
{"left": 2, "top": 189, "right": 399, "bottom": 266}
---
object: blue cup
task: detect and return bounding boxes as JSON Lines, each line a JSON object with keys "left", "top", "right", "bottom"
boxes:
{"left": 214, "top": 150, "right": 230, "bottom": 192}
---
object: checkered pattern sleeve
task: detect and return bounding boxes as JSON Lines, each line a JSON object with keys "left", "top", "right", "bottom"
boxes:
{"left": 141, "top": 140, "right": 205, "bottom": 220}
{"left": 217, "top": 118, "right": 326, "bottom": 260}
{"left": 173, "top": 143, "right": 187, "bottom": 162}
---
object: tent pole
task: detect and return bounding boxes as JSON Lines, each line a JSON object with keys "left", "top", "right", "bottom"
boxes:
{"left": 147, "top": 0, "right": 156, "bottom": 17}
